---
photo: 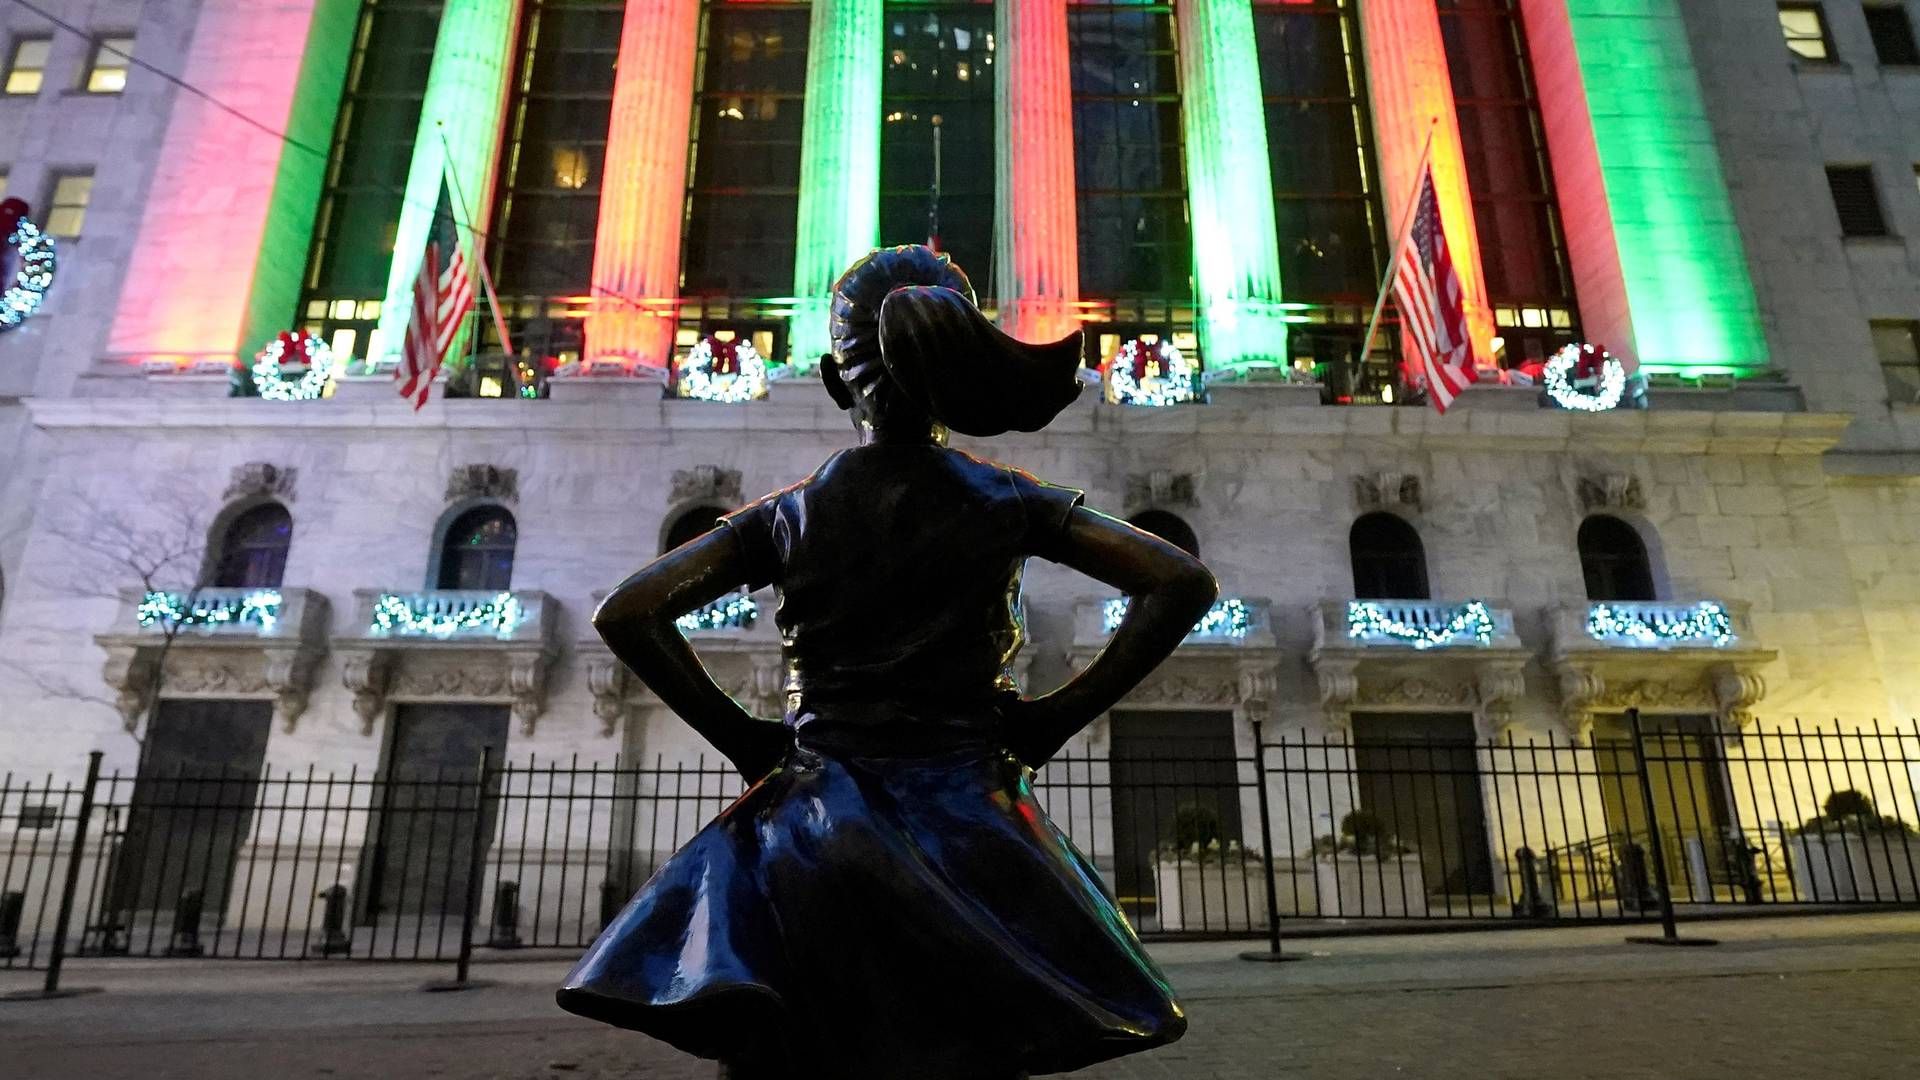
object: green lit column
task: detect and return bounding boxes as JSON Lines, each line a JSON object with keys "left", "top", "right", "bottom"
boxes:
{"left": 790, "top": 0, "right": 883, "bottom": 368}
{"left": 374, "top": 0, "right": 521, "bottom": 371}
{"left": 1522, "top": 0, "right": 1767, "bottom": 375}
{"left": 1177, "top": 0, "right": 1289, "bottom": 372}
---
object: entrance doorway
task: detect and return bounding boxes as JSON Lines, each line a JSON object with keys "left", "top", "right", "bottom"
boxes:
{"left": 362, "top": 703, "right": 509, "bottom": 919}
{"left": 1350, "top": 712, "right": 1495, "bottom": 899}
{"left": 1108, "top": 710, "right": 1243, "bottom": 912}
{"left": 1592, "top": 713, "right": 1736, "bottom": 900}
{"left": 110, "top": 699, "right": 274, "bottom": 918}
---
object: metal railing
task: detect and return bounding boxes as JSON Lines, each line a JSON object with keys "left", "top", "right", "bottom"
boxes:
{"left": 4, "top": 717, "right": 1917, "bottom": 991}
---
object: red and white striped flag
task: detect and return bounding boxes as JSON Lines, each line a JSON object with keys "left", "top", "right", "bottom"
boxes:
{"left": 397, "top": 179, "right": 473, "bottom": 410}
{"left": 1394, "top": 167, "right": 1476, "bottom": 414}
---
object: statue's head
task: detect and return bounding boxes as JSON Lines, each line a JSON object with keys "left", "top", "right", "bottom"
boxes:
{"left": 824, "top": 245, "right": 1084, "bottom": 441}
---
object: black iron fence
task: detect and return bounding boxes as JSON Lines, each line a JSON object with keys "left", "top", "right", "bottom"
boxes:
{"left": 4, "top": 717, "right": 1917, "bottom": 991}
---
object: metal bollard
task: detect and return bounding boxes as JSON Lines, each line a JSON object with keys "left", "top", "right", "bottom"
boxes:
{"left": 487, "top": 880, "right": 522, "bottom": 949}
{"left": 165, "top": 888, "right": 205, "bottom": 957}
{"left": 600, "top": 878, "right": 629, "bottom": 931}
{"left": 1512, "top": 847, "right": 1554, "bottom": 918}
{"left": 0, "top": 890, "right": 22, "bottom": 958}
{"left": 313, "top": 883, "right": 352, "bottom": 956}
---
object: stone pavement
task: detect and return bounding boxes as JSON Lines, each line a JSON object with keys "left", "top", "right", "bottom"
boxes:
{"left": 4, "top": 913, "right": 1918, "bottom": 1079}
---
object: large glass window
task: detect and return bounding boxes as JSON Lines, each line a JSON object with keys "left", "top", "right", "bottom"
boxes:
{"left": 1349, "top": 513, "right": 1429, "bottom": 600}
{"left": 1577, "top": 516, "right": 1656, "bottom": 602}
{"left": 297, "top": 0, "right": 446, "bottom": 364}
{"left": 212, "top": 504, "right": 294, "bottom": 589}
{"left": 1068, "top": 2, "right": 1189, "bottom": 300}
{"left": 437, "top": 507, "right": 518, "bottom": 591}
{"left": 681, "top": 2, "right": 811, "bottom": 297}
{"left": 483, "top": 0, "right": 623, "bottom": 365}
{"left": 1437, "top": 0, "right": 1578, "bottom": 369}
{"left": 879, "top": 2, "right": 996, "bottom": 284}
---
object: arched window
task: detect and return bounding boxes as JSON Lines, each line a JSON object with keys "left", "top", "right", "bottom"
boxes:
{"left": 212, "top": 504, "right": 293, "bottom": 588}
{"left": 663, "top": 505, "right": 728, "bottom": 555}
{"left": 1577, "top": 516, "right": 1656, "bottom": 602}
{"left": 1350, "top": 513, "right": 1429, "bottom": 600}
{"left": 437, "top": 506, "right": 517, "bottom": 591}
{"left": 1128, "top": 509, "right": 1200, "bottom": 557}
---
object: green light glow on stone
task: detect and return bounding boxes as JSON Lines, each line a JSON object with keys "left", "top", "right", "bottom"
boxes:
{"left": 790, "top": 0, "right": 882, "bottom": 368}
{"left": 1179, "top": 0, "right": 1288, "bottom": 370}
{"left": 375, "top": 0, "right": 521, "bottom": 372}
{"left": 1562, "top": 0, "right": 1767, "bottom": 376}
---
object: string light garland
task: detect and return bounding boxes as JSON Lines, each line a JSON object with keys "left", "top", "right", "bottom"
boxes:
{"left": 677, "top": 592, "right": 759, "bottom": 633}
{"left": 1543, "top": 343, "right": 1625, "bottom": 412}
{"left": 139, "top": 590, "right": 282, "bottom": 633}
{"left": 0, "top": 198, "right": 56, "bottom": 332}
{"left": 1104, "top": 596, "right": 1252, "bottom": 639}
{"left": 370, "top": 592, "right": 524, "bottom": 639}
{"left": 1347, "top": 601, "right": 1495, "bottom": 650}
{"left": 1104, "top": 338, "right": 1198, "bottom": 407}
{"left": 1587, "top": 601, "right": 1734, "bottom": 648}
{"left": 676, "top": 335, "right": 769, "bottom": 403}
{"left": 250, "top": 332, "right": 337, "bottom": 401}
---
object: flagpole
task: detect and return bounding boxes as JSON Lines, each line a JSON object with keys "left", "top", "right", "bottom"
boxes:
{"left": 436, "top": 122, "right": 515, "bottom": 358}
{"left": 1356, "top": 123, "right": 1439, "bottom": 373}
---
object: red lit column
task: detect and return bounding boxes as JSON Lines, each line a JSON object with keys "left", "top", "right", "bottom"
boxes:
{"left": 586, "top": 0, "right": 702, "bottom": 370}
{"left": 994, "top": 0, "right": 1079, "bottom": 344}
{"left": 1356, "top": 0, "right": 1495, "bottom": 369}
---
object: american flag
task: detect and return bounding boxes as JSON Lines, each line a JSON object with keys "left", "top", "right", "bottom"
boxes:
{"left": 397, "top": 180, "right": 473, "bottom": 410}
{"left": 1394, "top": 167, "right": 1476, "bottom": 414}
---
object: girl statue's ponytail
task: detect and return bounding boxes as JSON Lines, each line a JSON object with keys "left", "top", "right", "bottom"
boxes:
{"left": 829, "top": 245, "right": 1084, "bottom": 438}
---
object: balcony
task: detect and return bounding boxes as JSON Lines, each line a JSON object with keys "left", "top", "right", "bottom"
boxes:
{"left": 336, "top": 589, "right": 557, "bottom": 736}
{"left": 1548, "top": 599, "right": 1776, "bottom": 737}
{"left": 1070, "top": 596, "right": 1282, "bottom": 719}
{"left": 1076, "top": 595, "right": 1277, "bottom": 652}
{"left": 580, "top": 588, "right": 782, "bottom": 736}
{"left": 1308, "top": 599, "right": 1530, "bottom": 736}
{"left": 95, "top": 587, "right": 330, "bottom": 733}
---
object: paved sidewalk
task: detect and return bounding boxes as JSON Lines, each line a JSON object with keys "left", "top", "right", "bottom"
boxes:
{"left": 4, "top": 913, "right": 1919, "bottom": 1078}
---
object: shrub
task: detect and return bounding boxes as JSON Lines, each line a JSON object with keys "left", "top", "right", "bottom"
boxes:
{"left": 1797, "top": 789, "right": 1915, "bottom": 836}
{"left": 1314, "top": 809, "right": 1414, "bottom": 858}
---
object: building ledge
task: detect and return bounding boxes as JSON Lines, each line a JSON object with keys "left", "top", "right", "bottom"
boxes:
{"left": 333, "top": 589, "right": 557, "bottom": 736}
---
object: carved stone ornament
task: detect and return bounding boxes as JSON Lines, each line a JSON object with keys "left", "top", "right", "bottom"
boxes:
{"left": 340, "top": 650, "right": 395, "bottom": 736}
{"left": 446, "top": 464, "right": 519, "bottom": 505}
{"left": 670, "top": 465, "right": 745, "bottom": 508}
{"left": 101, "top": 646, "right": 157, "bottom": 732}
{"left": 587, "top": 657, "right": 633, "bottom": 737}
{"left": 1576, "top": 473, "right": 1645, "bottom": 513}
{"left": 1353, "top": 472, "right": 1422, "bottom": 514}
{"left": 1123, "top": 470, "right": 1197, "bottom": 512}
{"left": 1550, "top": 658, "right": 1769, "bottom": 741}
{"left": 1125, "top": 672, "right": 1242, "bottom": 707}
{"left": 225, "top": 462, "right": 297, "bottom": 503}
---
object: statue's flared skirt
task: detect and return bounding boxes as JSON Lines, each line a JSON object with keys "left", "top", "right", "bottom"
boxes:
{"left": 556, "top": 742, "right": 1185, "bottom": 1078}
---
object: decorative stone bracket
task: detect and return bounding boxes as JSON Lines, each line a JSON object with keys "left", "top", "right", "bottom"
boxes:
{"left": 1353, "top": 472, "right": 1422, "bottom": 514}
{"left": 446, "top": 464, "right": 518, "bottom": 505}
{"left": 1576, "top": 472, "right": 1644, "bottom": 513}
{"left": 96, "top": 588, "right": 330, "bottom": 734}
{"left": 1068, "top": 597, "right": 1281, "bottom": 727}
{"left": 336, "top": 589, "right": 558, "bottom": 736}
{"left": 1124, "top": 470, "right": 1198, "bottom": 512}
{"left": 670, "top": 465, "right": 744, "bottom": 508}
{"left": 581, "top": 594, "right": 781, "bottom": 737}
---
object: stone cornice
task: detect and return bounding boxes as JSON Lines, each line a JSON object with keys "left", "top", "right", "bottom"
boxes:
{"left": 26, "top": 384, "right": 1853, "bottom": 457}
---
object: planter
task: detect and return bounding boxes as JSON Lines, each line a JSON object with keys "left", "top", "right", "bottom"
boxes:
{"left": 1313, "top": 855, "right": 1429, "bottom": 918}
{"left": 1152, "top": 858, "right": 1265, "bottom": 933}
{"left": 1787, "top": 833, "right": 1920, "bottom": 902}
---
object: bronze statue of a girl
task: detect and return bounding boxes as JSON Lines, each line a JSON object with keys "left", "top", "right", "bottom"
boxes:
{"left": 559, "top": 246, "right": 1217, "bottom": 1079}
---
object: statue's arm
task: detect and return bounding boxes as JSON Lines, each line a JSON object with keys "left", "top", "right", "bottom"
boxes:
{"left": 1006, "top": 506, "right": 1218, "bottom": 767}
{"left": 593, "top": 529, "right": 790, "bottom": 782}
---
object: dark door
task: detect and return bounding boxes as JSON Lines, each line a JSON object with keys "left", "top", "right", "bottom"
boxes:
{"left": 111, "top": 700, "right": 273, "bottom": 918}
{"left": 1351, "top": 713, "right": 1495, "bottom": 898}
{"left": 1108, "top": 710, "right": 1243, "bottom": 910}
{"left": 1592, "top": 713, "right": 1734, "bottom": 899}
{"left": 362, "top": 703, "right": 509, "bottom": 919}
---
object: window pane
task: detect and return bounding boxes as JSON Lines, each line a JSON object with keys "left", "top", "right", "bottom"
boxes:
{"left": 1778, "top": 7, "right": 1830, "bottom": 60}
{"left": 87, "top": 35, "right": 133, "bottom": 93}
{"left": 1826, "top": 165, "right": 1888, "bottom": 237}
{"left": 1865, "top": 6, "right": 1920, "bottom": 66}
{"left": 5, "top": 37, "right": 49, "bottom": 95}
{"left": 1874, "top": 321, "right": 1920, "bottom": 403}
{"left": 878, "top": 4, "right": 996, "bottom": 284}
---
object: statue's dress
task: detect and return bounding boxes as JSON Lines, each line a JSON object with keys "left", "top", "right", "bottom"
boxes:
{"left": 557, "top": 444, "right": 1185, "bottom": 1078}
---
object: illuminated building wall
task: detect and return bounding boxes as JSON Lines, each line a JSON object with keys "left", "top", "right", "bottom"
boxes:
{"left": 1177, "top": 0, "right": 1288, "bottom": 370}
{"left": 995, "top": 0, "right": 1078, "bottom": 343}
{"left": 790, "top": 0, "right": 884, "bottom": 367}
{"left": 105, "top": 0, "right": 359, "bottom": 368}
{"left": 375, "top": 0, "right": 523, "bottom": 369}
{"left": 1354, "top": 0, "right": 1496, "bottom": 369}
{"left": 1517, "top": 0, "right": 1768, "bottom": 375}
{"left": 587, "top": 0, "right": 701, "bottom": 369}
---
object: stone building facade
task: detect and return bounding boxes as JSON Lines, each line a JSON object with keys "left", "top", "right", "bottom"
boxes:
{"left": 1, "top": 1, "right": 1919, "bottom": 929}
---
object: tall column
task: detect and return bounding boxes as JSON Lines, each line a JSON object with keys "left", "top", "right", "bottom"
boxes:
{"left": 789, "top": 0, "right": 883, "bottom": 367}
{"left": 1355, "top": 0, "right": 1495, "bottom": 369}
{"left": 375, "top": 0, "right": 522, "bottom": 370}
{"left": 105, "top": 0, "right": 359, "bottom": 368}
{"left": 1517, "top": 0, "right": 1767, "bottom": 375}
{"left": 586, "top": 0, "right": 702, "bottom": 371}
{"left": 994, "top": 0, "right": 1079, "bottom": 344}
{"left": 1178, "top": 0, "right": 1290, "bottom": 371}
